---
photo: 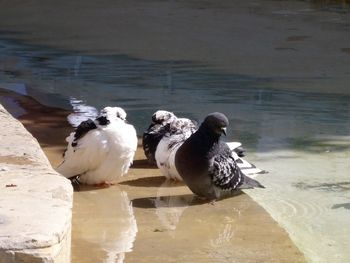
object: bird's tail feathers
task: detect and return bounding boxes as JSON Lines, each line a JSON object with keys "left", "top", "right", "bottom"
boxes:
{"left": 56, "top": 162, "right": 83, "bottom": 179}
{"left": 226, "top": 141, "right": 242, "bottom": 150}
{"left": 226, "top": 141, "right": 245, "bottom": 157}
{"left": 238, "top": 173, "right": 265, "bottom": 189}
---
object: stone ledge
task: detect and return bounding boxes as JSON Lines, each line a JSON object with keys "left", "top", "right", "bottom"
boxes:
{"left": 0, "top": 104, "right": 73, "bottom": 263}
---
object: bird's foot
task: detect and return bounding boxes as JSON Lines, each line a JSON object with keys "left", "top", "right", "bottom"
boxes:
{"left": 69, "top": 176, "right": 81, "bottom": 191}
{"left": 93, "top": 181, "right": 115, "bottom": 188}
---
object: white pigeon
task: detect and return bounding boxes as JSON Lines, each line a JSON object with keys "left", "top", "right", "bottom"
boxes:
{"left": 57, "top": 106, "right": 138, "bottom": 185}
{"left": 142, "top": 110, "right": 177, "bottom": 165}
{"left": 154, "top": 114, "right": 265, "bottom": 181}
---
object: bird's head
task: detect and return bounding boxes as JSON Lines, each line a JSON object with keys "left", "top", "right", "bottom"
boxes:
{"left": 151, "top": 110, "right": 176, "bottom": 125}
{"left": 201, "top": 112, "right": 229, "bottom": 137}
{"left": 96, "top": 106, "right": 127, "bottom": 126}
{"left": 169, "top": 118, "right": 197, "bottom": 134}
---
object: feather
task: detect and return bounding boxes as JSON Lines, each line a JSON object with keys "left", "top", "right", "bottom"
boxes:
{"left": 57, "top": 106, "right": 137, "bottom": 185}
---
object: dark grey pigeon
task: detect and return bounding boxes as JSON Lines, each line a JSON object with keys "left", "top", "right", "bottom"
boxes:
{"left": 175, "top": 112, "right": 264, "bottom": 200}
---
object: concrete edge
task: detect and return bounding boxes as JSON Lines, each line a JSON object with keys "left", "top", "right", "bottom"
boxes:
{"left": 0, "top": 104, "right": 73, "bottom": 263}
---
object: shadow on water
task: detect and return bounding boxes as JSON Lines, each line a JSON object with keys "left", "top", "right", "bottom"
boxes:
{"left": 132, "top": 191, "right": 245, "bottom": 209}
{"left": 119, "top": 176, "right": 167, "bottom": 188}
{"left": 0, "top": 87, "right": 71, "bottom": 149}
{"left": 293, "top": 181, "right": 350, "bottom": 192}
{"left": 132, "top": 194, "right": 206, "bottom": 209}
{"left": 285, "top": 137, "right": 350, "bottom": 153}
{"left": 332, "top": 203, "right": 350, "bottom": 210}
{"left": 132, "top": 194, "right": 201, "bottom": 209}
{"left": 131, "top": 159, "right": 156, "bottom": 169}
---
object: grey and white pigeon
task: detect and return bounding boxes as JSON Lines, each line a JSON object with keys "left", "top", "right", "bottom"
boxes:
{"left": 142, "top": 110, "right": 176, "bottom": 165}
{"left": 57, "top": 106, "right": 138, "bottom": 185}
{"left": 155, "top": 117, "right": 197, "bottom": 180}
{"left": 175, "top": 112, "right": 264, "bottom": 200}
{"left": 154, "top": 113, "right": 265, "bottom": 181}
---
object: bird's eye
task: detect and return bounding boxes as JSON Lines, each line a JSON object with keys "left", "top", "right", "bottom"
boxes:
{"left": 116, "top": 112, "right": 125, "bottom": 120}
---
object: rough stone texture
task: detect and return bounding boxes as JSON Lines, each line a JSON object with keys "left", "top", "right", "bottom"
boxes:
{"left": 0, "top": 104, "right": 73, "bottom": 263}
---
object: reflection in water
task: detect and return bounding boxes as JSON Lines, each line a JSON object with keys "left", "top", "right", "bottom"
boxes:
{"left": 67, "top": 97, "right": 98, "bottom": 127}
{"left": 209, "top": 223, "right": 234, "bottom": 248}
{"left": 72, "top": 187, "right": 137, "bottom": 263}
{"left": 155, "top": 180, "right": 194, "bottom": 232}
{"left": 207, "top": 222, "right": 237, "bottom": 263}
{"left": 153, "top": 179, "right": 251, "bottom": 249}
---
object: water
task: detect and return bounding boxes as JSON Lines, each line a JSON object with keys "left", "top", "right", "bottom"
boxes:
{"left": 0, "top": 1, "right": 350, "bottom": 262}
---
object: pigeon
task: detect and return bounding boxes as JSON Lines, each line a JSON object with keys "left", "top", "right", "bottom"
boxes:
{"left": 142, "top": 110, "right": 176, "bottom": 165}
{"left": 175, "top": 112, "right": 264, "bottom": 200}
{"left": 57, "top": 106, "right": 138, "bottom": 185}
{"left": 155, "top": 115, "right": 265, "bottom": 181}
{"left": 155, "top": 117, "right": 197, "bottom": 180}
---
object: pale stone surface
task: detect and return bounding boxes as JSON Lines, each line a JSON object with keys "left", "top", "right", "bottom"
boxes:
{"left": 0, "top": 104, "right": 73, "bottom": 263}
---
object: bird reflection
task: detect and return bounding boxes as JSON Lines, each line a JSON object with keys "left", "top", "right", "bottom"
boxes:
{"left": 73, "top": 187, "right": 137, "bottom": 263}
{"left": 207, "top": 203, "right": 251, "bottom": 261}
{"left": 154, "top": 179, "right": 194, "bottom": 233}
{"left": 210, "top": 223, "right": 235, "bottom": 248}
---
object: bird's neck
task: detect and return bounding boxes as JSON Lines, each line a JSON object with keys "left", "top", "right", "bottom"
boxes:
{"left": 196, "top": 124, "right": 221, "bottom": 151}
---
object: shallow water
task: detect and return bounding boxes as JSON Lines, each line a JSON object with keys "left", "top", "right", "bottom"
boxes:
{"left": 1, "top": 0, "right": 350, "bottom": 262}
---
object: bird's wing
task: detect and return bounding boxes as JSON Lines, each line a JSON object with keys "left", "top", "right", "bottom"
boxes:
{"left": 209, "top": 148, "right": 243, "bottom": 191}
{"left": 143, "top": 123, "right": 170, "bottom": 164}
{"left": 57, "top": 128, "right": 109, "bottom": 178}
{"left": 209, "top": 148, "right": 265, "bottom": 190}
{"left": 156, "top": 133, "right": 187, "bottom": 179}
{"left": 71, "top": 119, "right": 97, "bottom": 146}
{"left": 231, "top": 151, "right": 267, "bottom": 178}
{"left": 226, "top": 142, "right": 242, "bottom": 150}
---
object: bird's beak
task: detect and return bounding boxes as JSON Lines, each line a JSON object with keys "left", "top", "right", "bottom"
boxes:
{"left": 221, "top": 127, "right": 227, "bottom": 136}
